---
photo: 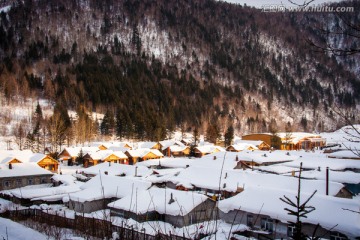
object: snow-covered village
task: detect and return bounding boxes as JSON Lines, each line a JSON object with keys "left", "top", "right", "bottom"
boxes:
{"left": 1, "top": 0, "right": 360, "bottom": 239}
{"left": 1, "top": 122, "right": 360, "bottom": 239}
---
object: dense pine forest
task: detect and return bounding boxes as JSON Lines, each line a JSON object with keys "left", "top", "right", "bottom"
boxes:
{"left": 0, "top": 0, "right": 359, "bottom": 148}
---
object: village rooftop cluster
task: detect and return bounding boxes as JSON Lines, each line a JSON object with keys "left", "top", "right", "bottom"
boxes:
{"left": 0, "top": 126, "right": 360, "bottom": 239}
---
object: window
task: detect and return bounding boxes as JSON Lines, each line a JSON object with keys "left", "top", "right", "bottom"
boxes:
{"left": 330, "top": 232, "right": 348, "bottom": 240}
{"left": 41, "top": 178, "right": 47, "bottom": 184}
{"left": 4, "top": 181, "right": 10, "bottom": 188}
{"left": 247, "top": 215, "right": 254, "bottom": 227}
{"left": 261, "top": 218, "right": 274, "bottom": 232}
{"left": 287, "top": 225, "right": 296, "bottom": 237}
{"left": 16, "top": 179, "right": 22, "bottom": 187}
{"left": 28, "top": 178, "right": 33, "bottom": 185}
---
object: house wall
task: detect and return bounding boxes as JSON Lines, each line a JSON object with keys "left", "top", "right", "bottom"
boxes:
{"left": 37, "top": 157, "right": 59, "bottom": 172}
{"left": 172, "top": 148, "right": 190, "bottom": 157}
{"left": 111, "top": 199, "right": 216, "bottom": 228}
{"left": 220, "top": 209, "right": 342, "bottom": 239}
{"left": 242, "top": 134, "right": 273, "bottom": 147}
{"left": 68, "top": 198, "right": 115, "bottom": 213}
{"left": 0, "top": 174, "right": 53, "bottom": 191}
{"left": 173, "top": 199, "right": 216, "bottom": 227}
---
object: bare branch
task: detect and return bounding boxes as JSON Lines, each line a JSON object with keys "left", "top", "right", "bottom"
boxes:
{"left": 287, "top": 0, "right": 315, "bottom": 7}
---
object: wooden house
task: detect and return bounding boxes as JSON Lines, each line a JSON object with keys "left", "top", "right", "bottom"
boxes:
{"left": 125, "top": 149, "right": 163, "bottom": 165}
{"left": 0, "top": 151, "right": 59, "bottom": 172}
{"left": 233, "top": 139, "right": 270, "bottom": 150}
{"left": 58, "top": 147, "right": 99, "bottom": 165}
{"left": 83, "top": 150, "right": 128, "bottom": 167}
{"left": 108, "top": 187, "right": 216, "bottom": 228}
{"left": 31, "top": 154, "right": 59, "bottom": 172}
{"left": 163, "top": 145, "right": 191, "bottom": 157}
{"left": 194, "top": 145, "right": 224, "bottom": 158}
{"left": 226, "top": 143, "right": 258, "bottom": 152}
{"left": 241, "top": 133, "right": 326, "bottom": 150}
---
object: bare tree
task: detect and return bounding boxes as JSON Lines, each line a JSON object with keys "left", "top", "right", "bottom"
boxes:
{"left": 47, "top": 113, "right": 68, "bottom": 153}
{"left": 286, "top": 0, "right": 315, "bottom": 8}
{"left": 306, "top": 12, "right": 360, "bottom": 56}
{"left": 287, "top": 0, "right": 360, "bottom": 56}
{"left": 331, "top": 106, "right": 360, "bottom": 157}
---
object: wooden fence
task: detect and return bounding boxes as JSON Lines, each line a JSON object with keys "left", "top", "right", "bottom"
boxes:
{"left": 0, "top": 208, "right": 191, "bottom": 240}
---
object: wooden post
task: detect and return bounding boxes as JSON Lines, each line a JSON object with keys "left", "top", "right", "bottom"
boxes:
{"left": 131, "top": 226, "right": 134, "bottom": 240}
{"left": 326, "top": 167, "right": 329, "bottom": 196}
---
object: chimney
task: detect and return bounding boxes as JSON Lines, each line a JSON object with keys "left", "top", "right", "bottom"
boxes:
{"left": 9, "top": 163, "right": 12, "bottom": 169}
{"left": 168, "top": 193, "right": 175, "bottom": 204}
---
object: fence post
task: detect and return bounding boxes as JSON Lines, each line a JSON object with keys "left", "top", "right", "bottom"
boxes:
{"left": 132, "top": 226, "right": 134, "bottom": 240}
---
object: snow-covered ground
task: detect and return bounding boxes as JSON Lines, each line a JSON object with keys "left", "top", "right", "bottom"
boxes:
{"left": 0, "top": 217, "right": 48, "bottom": 240}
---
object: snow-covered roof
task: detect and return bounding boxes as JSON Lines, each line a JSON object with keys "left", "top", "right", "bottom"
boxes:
{"left": 227, "top": 143, "right": 258, "bottom": 151}
{"left": 0, "top": 150, "right": 33, "bottom": 164}
{"left": 85, "top": 150, "right": 128, "bottom": 160}
{"left": 16, "top": 153, "right": 51, "bottom": 163}
{"left": 108, "top": 187, "right": 209, "bottom": 216}
{"left": 195, "top": 145, "right": 225, "bottom": 154}
{"left": 61, "top": 147, "right": 99, "bottom": 158}
{"left": 328, "top": 150, "right": 360, "bottom": 159}
{"left": 5, "top": 184, "right": 81, "bottom": 200}
{"left": 88, "top": 141, "right": 132, "bottom": 149}
{"left": 292, "top": 169, "right": 360, "bottom": 184}
{"left": 218, "top": 186, "right": 360, "bottom": 238}
{"left": 137, "top": 142, "right": 159, "bottom": 149}
{"left": 278, "top": 150, "right": 360, "bottom": 171}
{"left": 168, "top": 166, "right": 343, "bottom": 195}
{"left": 159, "top": 140, "right": 185, "bottom": 150}
{"left": 82, "top": 162, "right": 151, "bottom": 177}
{"left": 136, "top": 157, "right": 194, "bottom": 169}
{"left": 234, "top": 139, "right": 267, "bottom": 146}
{"left": 51, "top": 174, "right": 77, "bottom": 186}
{"left": 233, "top": 150, "right": 298, "bottom": 164}
{"left": 66, "top": 174, "right": 151, "bottom": 202}
{"left": 126, "top": 148, "right": 164, "bottom": 158}
{"left": 0, "top": 163, "right": 53, "bottom": 178}
{"left": 107, "top": 146, "right": 130, "bottom": 152}
{"left": 169, "top": 145, "right": 189, "bottom": 152}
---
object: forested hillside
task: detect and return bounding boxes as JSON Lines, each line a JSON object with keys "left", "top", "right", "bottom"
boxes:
{"left": 0, "top": 0, "right": 359, "bottom": 147}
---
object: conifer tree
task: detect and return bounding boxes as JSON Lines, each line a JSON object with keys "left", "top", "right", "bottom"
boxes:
{"left": 224, "top": 125, "right": 234, "bottom": 147}
{"left": 280, "top": 163, "right": 317, "bottom": 239}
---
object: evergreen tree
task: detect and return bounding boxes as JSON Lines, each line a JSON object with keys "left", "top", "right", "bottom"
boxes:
{"left": 224, "top": 125, "right": 234, "bottom": 147}
{"left": 280, "top": 163, "right": 318, "bottom": 239}
{"left": 206, "top": 122, "right": 221, "bottom": 144}
{"left": 101, "top": 110, "right": 115, "bottom": 136}
{"left": 76, "top": 149, "right": 85, "bottom": 166}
